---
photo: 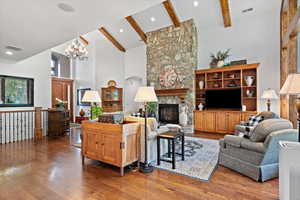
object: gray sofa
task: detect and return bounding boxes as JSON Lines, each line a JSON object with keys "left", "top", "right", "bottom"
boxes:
{"left": 235, "top": 111, "right": 279, "bottom": 135}
{"left": 219, "top": 118, "right": 298, "bottom": 182}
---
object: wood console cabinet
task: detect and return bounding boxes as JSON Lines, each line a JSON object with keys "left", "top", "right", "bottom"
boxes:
{"left": 48, "top": 109, "right": 70, "bottom": 136}
{"left": 194, "top": 110, "right": 256, "bottom": 134}
{"left": 81, "top": 121, "right": 140, "bottom": 176}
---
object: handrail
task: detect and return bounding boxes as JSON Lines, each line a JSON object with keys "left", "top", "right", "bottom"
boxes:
{"left": 0, "top": 109, "right": 48, "bottom": 113}
{"left": 0, "top": 107, "right": 48, "bottom": 144}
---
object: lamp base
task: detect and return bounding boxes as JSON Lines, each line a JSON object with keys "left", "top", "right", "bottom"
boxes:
{"left": 139, "top": 162, "right": 154, "bottom": 173}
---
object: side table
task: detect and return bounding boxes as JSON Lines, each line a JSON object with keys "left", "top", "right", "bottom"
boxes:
{"left": 157, "top": 131, "right": 185, "bottom": 169}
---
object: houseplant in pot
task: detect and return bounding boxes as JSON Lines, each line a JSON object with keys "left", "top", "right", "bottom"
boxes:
{"left": 55, "top": 98, "right": 68, "bottom": 111}
{"left": 210, "top": 49, "right": 230, "bottom": 68}
{"left": 146, "top": 102, "right": 157, "bottom": 118}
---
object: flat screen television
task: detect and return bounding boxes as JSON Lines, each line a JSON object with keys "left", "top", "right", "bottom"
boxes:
{"left": 205, "top": 89, "right": 241, "bottom": 109}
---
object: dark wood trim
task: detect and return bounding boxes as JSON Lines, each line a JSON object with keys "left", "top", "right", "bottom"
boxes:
{"left": 280, "top": 0, "right": 298, "bottom": 127}
{"left": 162, "top": 0, "right": 180, "bottom": 27}
{"left": 98, "top": 27, "right": 126, "bottom": 52}
{"left": 125, "top": 16, "right": 147, "bottom": 44}
{"left": 283, "top": 7, "right": 300, "bottom": 47}
{"left": 219, "top": 0, "right": 232, "bottom": 27}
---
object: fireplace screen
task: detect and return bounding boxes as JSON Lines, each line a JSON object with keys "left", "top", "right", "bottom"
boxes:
{"left": 158, "top": 104, "right": 179, "bottom": 124}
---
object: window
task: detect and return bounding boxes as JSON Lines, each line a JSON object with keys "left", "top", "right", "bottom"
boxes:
{"left": 0, "top": 75, "right": 34, "bottom": 107}
{"left": 51, "top": 52, "right": 71, "bottom": 78}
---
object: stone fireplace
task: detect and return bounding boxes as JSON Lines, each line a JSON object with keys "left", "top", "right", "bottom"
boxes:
{"left": 158, "top": 104, "right": 179, "bottom": 124}
{"left": 146, "top": 19, "right": 198, "bottom": 125}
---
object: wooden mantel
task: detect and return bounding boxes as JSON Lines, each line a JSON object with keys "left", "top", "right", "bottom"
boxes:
{"left": 155, "top": 88, "right": 189, "bottom": 103}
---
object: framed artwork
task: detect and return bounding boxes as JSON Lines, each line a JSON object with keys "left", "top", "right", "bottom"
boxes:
{"left": 0, "top": 75, "right": 34, "bottom": 107}
{"left": 77, "top": 88, "right": 91, "bottom": 106}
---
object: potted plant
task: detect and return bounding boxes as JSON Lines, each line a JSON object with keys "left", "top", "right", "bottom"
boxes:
{"left": 55, "top": 98, "right": 68, "bottom": 111}
{"left": 91, "top": 103, "right": 103, "bottom": 119}
{"left": 210, "top": 49, "right": 230, "bottom": 68}
{"left": 146, "top": 102, "right": 157, "bottom": 118}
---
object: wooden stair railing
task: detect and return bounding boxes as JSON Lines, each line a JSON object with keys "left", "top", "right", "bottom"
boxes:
{"left": 0, "top": 107, "right": 48, "bottom": 144}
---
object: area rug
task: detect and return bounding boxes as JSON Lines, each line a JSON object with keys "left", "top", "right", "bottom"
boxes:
{"left": 154, "top": 136, "right": 219, "bottom": 182}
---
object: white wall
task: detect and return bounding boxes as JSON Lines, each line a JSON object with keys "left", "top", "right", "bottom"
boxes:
{"left": 124, "top": 45, "right": 147, "bottom": 113}
{"left": 0, "top": 50, "right": 51, "bottom": 110}
{"left": 95, "top": 39, "right": 125, "bottom": 89}
{"left": 124, "top": 45, "right": 147, "bottom": 84}
{"left": 197, "top": 12, "right": 281, "bottom": 114}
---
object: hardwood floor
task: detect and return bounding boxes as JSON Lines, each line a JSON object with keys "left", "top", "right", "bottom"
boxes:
{"left": 0, "top": 129, "right": 278, "bottom": 200}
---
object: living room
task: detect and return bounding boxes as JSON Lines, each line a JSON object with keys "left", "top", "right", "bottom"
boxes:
{"left": 0, "top": 0, "right": 299, "bottom": 199}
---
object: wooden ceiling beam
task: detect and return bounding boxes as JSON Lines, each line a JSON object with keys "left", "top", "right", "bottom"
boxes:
{"left": 79, "top": 36, "right": 89, "bottom": 46}
{"left": 219, "top": 0, "right": 232, "bottom": 27}
{"left": 162, "top": 0, "right": 180, "bottom": 27}
{"left": 282, "top": 0, "right": 289, "bottom": 12}
{"left": 283, "top": 7, "right": 300, "bottom": 48}
{"left": 98, "top": 27, "right": 126, "bottom": 52}
{"left": 125, "top": 16, "right": 147, "bottom": 44}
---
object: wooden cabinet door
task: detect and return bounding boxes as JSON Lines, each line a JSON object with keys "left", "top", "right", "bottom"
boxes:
{"left": 241, "top": 112, "right": 256, "bottom": 122}
{"left": 216, "top": 112, "right": 228, "bottom": 133}
{"left": 227, "top": 112, "right": 241, "bottom": 133}
{"left": 102, "top": 134, "right": 121, "bottom": 165}
{"left": 84, "top": 131, "right": 101, "bottom": 160}
{"left": 51, "top": 78, "right": 74, "bottom": 121}
{"left": 194, "top": 112, "right": 204, "bottom": 131}
{"left": 203, "top": 112, "right": 216, "bottom": 132}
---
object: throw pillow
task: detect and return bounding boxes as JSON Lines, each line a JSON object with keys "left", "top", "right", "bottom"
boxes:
{"left": 248, "top": 115, "right": 264, "bottom": 126}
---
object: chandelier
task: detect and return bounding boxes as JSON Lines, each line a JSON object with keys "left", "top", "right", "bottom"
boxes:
{"left": 65, "top": 38, "right": 88, "bottom": 60}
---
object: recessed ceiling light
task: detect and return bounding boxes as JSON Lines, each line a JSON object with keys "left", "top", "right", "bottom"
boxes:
{"left": 193, "top": 1, "right": 199, "bottom": 7}
{"left": 57, "top": 3, "right": 75, "bottom": 12}
{"left": 150, "top": 17, "right": 156, "bottom": 22}
{"left": 5, "top": 51, "right": 13, "bottom": 55}
{"left": 120, "top": 29, "right": 124, "bottom": 33}
{"left": 242, "top": 8, "right": 254, "bottom": 13}
{"left": 6, "top": 45, "right": 22, "bottom": 51}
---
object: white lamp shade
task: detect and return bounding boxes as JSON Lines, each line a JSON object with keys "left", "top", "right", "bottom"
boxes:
{"left": 280, "top": 74, "right": 300, "bottom": 95}
{"left": 134, "top": 87, "right": 158, "bottom": 103}
{"left": 261, "top": 89, "right": 278, "bottom": 99}
{"left": 82, "top": 90, "right": 101, "bottom": 103}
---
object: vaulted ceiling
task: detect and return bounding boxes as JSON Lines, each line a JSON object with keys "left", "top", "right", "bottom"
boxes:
{"left": 85, "top": 0, "right": 281, "bottom": 52}
{"left": 0, "top": 0, "right": 281, "bottom": 61}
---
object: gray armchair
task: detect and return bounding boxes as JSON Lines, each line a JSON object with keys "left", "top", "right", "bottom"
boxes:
{"left": 235, "top": 111, "right": 279, "bottom": 136}
{"left": 219, "top": 118, "right": 298, "bottom": 182}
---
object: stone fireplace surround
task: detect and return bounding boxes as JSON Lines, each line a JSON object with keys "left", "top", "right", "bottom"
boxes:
{"left": 155, "top": 88, "right": 189, "bottom": 126}
{"left": 146, "top": 19, "right": 197, "bottom": 125}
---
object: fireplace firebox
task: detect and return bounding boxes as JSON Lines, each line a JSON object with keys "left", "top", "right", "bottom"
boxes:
{"left": 158, "top": 104, "right": 179, "bottom": 124}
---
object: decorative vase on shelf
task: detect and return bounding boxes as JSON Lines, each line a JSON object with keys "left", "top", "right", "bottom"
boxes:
{"left": 246, "top": 89, "right": 254, "bottom": 97}
{"left": 79, "top": 109, "right": 85, "bottom": 117}
{"left": 199, "top": 80, "right": 204, "bottom": 89}
{"left": 242, "top": 105, "right": 247, "bottom": 111}
{"left": 217, "top": 60, "right": 225, "bottom": 67}
{"left": 198, "top": 103, "right": 204, "bottom": 111}
{"left": 245, "top": 76, "right": 255, "bottom": 86}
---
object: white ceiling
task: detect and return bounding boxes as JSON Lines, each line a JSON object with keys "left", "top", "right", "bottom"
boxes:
{"left": 0, "top": 0, "right": 164, "bottom": 61}
{"left": 0, "top": 0, "right": 281, "bottom": 61}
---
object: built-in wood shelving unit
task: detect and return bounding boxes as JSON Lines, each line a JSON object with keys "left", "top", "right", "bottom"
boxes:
{"left": 194, "top": 63, "right": 259, "bottom": 111}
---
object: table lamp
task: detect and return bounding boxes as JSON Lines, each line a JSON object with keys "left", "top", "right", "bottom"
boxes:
{"left": 82, "top": 90, "right": 101, "bottom": 119}
{"left": 261, "top": 88, "right": 278, "bottom": 112}
{"left": 280, "top": 73, "right": 300, "bottom": 142}
{"left": 134, "top": 87, "right": 158, "bottom": 173}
